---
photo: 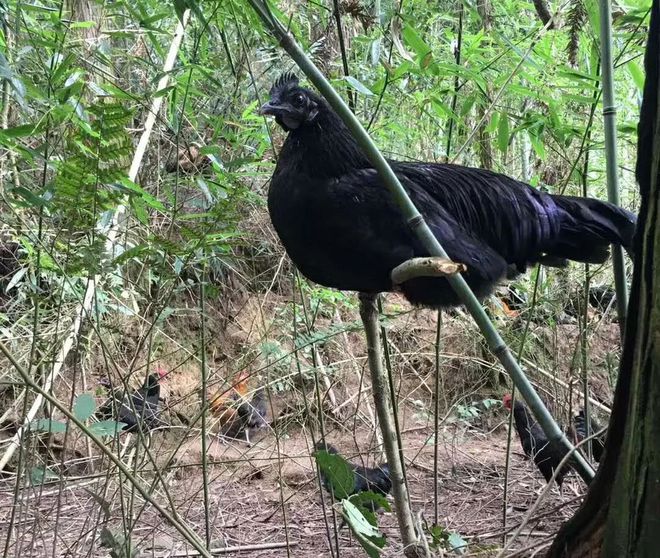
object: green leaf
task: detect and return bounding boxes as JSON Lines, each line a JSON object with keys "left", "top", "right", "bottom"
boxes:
{"left": 73, "top": 394, "right": 96, "bottom": 421}
{"left": 0, "top": 123, "right": 43, "bottom": 140}
{"left": 350, "top": 490, "right": 391, "bottom": 514}
{"left": 402, "top": 24, "right": 431, "bottom": 59}
{"left": 343, "top": 500, "right": 386, "bottom": 558}
{"left": 370, "top": 38, "right": 381, "bottom": 66}
{"left": 31, "top": 418, "right": 68, "bottom": 433}
{"left": 345, "top": 76, "right": 373, "bottom": 96}
{"left": 314, "top": 450, "right": 355, "bottom": 500}
{"left": 447, "top": 531, "right": 468, "bottom": 554}
{"left": 30, "top": 466, "right": 59, "bottom": 485}
{"left": 529, "top": 132, "right": 546, "bottom": 159}
{"left": 628, "top": 60, "right": 645, "bottom": 91}
{"left": 497, "top": 113, "right": 510, "bottom": 153}
{"left": 89, "top": 421, "right": 127, "bottom": 437}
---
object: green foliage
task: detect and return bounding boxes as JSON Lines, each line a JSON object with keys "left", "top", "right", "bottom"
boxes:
{"left": 314, "top": 449, "right": 355, "bottom": 500}
{"left": 30, "top": 418, "right": 68, "bottom": 434}
{"left": 428, "top": 523, "right": 468, "bottom": 555}
{"left": 314, "top": 449, "right": 389, "bottom": 556}
{"left": 29, "top": 466, "right": 59, "bottom": 486}
{"left": 342, "top": 499, "right": 387, "bottom": 558}
{"left": 72, "top": 393, "right": 96, "bottom": 421}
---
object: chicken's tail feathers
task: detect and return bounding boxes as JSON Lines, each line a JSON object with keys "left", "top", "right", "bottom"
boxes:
{"left": 547, "top": 195, "right": 637, "bottom": 264}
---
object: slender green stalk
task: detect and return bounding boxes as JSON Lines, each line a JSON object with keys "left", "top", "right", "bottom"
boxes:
{"left": 246, "top": 0, "right": 594, "bottom": 484}
{"left": 433, "top": 311, "right": 442, "bottom": 527}
{"left": 599, "top": 0, "right": 629, "bottom": 335}
{"left": 199, "top": 271, "right": 212, "bottom": 548}
{"left": 359, "top": 294, "right": 422, "bottom": 556}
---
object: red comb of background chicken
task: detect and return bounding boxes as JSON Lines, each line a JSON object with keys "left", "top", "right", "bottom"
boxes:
{"left": 502, "top": 393, "right": 513, "bottom": 410}
{"left": 155, "top": 367, "right": 167, "bottom": 379}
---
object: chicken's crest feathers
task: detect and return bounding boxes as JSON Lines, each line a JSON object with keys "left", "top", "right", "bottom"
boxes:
{"left": 270, "top": 72, "right": 299, "bottom": 96}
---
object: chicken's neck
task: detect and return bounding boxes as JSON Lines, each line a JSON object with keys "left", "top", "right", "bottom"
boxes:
{"left": 281, "top": 108, "right": 371, "bottom": 178}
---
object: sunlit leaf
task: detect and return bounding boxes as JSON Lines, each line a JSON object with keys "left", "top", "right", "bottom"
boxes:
{"left": 73, "top": 394, "right": 96, "bottom": 421}
{"left": 31, "top": 418, "right": 68, "bottom": 434}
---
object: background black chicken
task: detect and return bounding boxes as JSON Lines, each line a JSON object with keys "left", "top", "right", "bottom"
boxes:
{"left": 261, "top": 73, "right": 636, "bottom": 308}
{"left": 314, "top": 441, "right": 392, "bottom": 509}
{"left": 97, "top": 369, "right": 166, "bottom": 433}
{"left": 572, "top": 409, "right": 606, "bottom": 463}
{"left": 503, "top": 394, "right": 572, "bottom": 487}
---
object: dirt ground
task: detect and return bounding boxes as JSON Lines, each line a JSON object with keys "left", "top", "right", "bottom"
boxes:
{"left": 0, "top": 411, "right": 591, "bottom": 558}
{"left": 0, "top": 295, "right": 617, "bottom": 558}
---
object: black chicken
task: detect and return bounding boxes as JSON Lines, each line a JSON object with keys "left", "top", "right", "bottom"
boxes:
{"left": 572, "top": 409, "right": 606, "bottom": 463}
{"left": 232, "top": 389, "right": 269, "bottom": 445}
{"left": 503, "top": 394, "right": 571, "bottom": 486}
{"left": 97, "top": 369, "right": 166, "bottom": 433}
{"left": 261, "top": 74, "right": 636, "bottom": 308}
{"left": 314, "top": 441, "right": 392, "bottom": 509}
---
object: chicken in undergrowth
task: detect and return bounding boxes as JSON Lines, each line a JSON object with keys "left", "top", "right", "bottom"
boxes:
{"left": 314, "top": 441, "right": 392, "bottom": 511}
{"left": 97, "top": 368, "right": 167, "bottom": 433}
{"left": 503, "top": 394, "right": 572, "bottom": 487}
{"left": 208, "top": 370, "right": 268, "bottom": 445}
{"left": 572, "top": 409, "right": 606, "bottom": 463}
{"left": 260, "top": 73, "right": 636, "bottom": 309}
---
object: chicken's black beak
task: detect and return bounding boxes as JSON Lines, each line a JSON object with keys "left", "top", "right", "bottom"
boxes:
{"left": 259, "top": 101, "right": 286, "bottom": 116}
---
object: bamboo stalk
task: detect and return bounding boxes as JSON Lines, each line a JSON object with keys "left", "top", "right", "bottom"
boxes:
{"left": 598, "top": 0, "right": 629, "bottom": 336}
{"left": 0, "top": 10, "right": 191, "bottom": 470}
{"left": 359, "top": 293, "right": 424, "bottom": 557}
{"left": 245, "top": 0, "right": 595, "bottom": 484}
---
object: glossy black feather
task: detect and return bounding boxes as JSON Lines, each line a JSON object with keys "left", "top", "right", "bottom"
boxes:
{"left": 509, "top": 400, "right": 572, "bottom": 486}
{"left": 97, "top": 374, "right": 162, "bottom": 432}
{"left": 264, "top": 77, "right": 637, "bottom": 308}
{"left": 573, "top": 409, "right": 606, "bottom": 463}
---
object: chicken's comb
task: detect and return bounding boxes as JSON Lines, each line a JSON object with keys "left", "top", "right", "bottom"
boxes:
{"left": 270, "top": 72, "right": 299, "bottom": 94}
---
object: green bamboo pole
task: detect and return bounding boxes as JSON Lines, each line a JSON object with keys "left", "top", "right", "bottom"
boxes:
{"left": 245, "top": 0, "right": 595, "bottom": 484}
{"left": 599, "top": 0, "right": 629, "bottom": 335}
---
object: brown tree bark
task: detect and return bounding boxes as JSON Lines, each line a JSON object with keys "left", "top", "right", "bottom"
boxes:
{"left": 548, "top": 1, "right": 660, "bottom": 555}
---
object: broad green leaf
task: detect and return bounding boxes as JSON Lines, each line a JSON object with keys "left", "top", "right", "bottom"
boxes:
{"left": 0, "top": 123, "right": 43, "bottom": 140}
{"left": 30, "top": 466, "right": 59, "bottom": 485}
{"left": 447, "top": 531, "right": 468, "bottom": 554}
{"left": 497, "top": 114, "right": 510, "bottom": 153}
{"left": 343, "top": 500, "right": 386, "bottom": 558}
{"left": 371, "top": 38, "right": 381, "bottom": 66}
{"left": 345, "top": 76, "right": 373, "bottom": 96}
{"left": 402, "top": 24, "right": 431, "bottom": 59}
{"left": 31, "top": 418, "right": 67, "bottom": 433}
{"left": 628, "top": 60, "right": 645, "bottom": 91}
{"left": 73, "top": 393, "right": 96, "bottom": 421}
{"left": 314, "top": 450, "right": 355, "bottom": 500}
{"left": 89, "top": 421, "right": 127, "bottom": 437}
{"left": 485, "top": 112, "right": 499, "bottom": 134}
{"left": 350, "top": 490, "right": 391, "bottom": 514}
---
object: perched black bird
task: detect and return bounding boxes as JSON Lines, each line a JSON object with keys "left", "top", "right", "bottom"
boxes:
{"left": 315, "top": 441, "right": 392, "bottom": 508}
{"left": 97, "top": 370, "right": 166, "bottom": 433}
{"left": 261, "top": 73, "right": 636, "bottom": 308}
{"left": 503, "top": 394, "right": 571, "bottom": 486}
{"left": 572, "top": 409, "right": 606, "bottom": 463}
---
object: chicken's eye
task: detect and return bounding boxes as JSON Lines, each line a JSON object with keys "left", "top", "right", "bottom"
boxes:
{"left": 291, "top": 93, "right": 306, "bottom": 107}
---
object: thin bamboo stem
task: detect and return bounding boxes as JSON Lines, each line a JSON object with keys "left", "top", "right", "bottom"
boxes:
{"left": 599, "top": 0, "right": 629, "bottom": 335}
{"left": 359, "top": 293, "right": 424, "bottom": 557}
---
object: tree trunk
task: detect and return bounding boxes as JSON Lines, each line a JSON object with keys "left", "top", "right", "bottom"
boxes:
{"left": 548, "top": 1, "right": 660, "bottom": 555}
